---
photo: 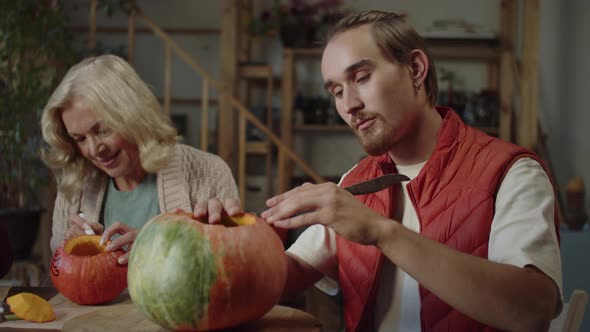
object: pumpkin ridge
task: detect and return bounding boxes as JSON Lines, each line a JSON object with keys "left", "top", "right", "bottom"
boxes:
{"left": 129, "top": 216, "right": 217, "bottom": 330}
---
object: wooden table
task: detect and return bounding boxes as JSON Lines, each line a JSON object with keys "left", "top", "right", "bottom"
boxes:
{"left": 0, "top": 286, "right": 322, "bottom": 332}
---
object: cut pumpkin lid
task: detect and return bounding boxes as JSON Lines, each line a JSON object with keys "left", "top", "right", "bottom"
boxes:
{"left": 6, "top": 292, "right": 56, "bottom": 323}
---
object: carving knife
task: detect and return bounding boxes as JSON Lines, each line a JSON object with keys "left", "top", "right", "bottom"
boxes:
{"left": 343, "top": 173, "right": 410, "bottom": 195}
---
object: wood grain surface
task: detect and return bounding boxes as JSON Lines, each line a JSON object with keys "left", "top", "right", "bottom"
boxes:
{"left": 62, "top": 304, "right": 322, "bottom": 332}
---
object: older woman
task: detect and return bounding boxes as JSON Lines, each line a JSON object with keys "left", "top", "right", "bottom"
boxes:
{"left": 41, "top": 54, "right": 238, "bottom": 264}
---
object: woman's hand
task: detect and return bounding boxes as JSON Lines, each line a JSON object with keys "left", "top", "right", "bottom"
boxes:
{"left": 64, "top": 213, "right": 104, "bottom": 241}
{"left": 192, "top": 198, "right": 242, "bottom": 224}
{"left": 100, "top": 222, "right": 139, "bottom": 265}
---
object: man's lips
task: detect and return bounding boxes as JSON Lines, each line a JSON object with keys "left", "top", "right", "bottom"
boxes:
{"left": 355, "top": 118, "right": 375, "bottom": 131}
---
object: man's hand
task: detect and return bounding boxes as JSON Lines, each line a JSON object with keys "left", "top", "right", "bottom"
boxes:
{"left": 192, "top": 198, "right": 242, "bottom": 224}
{"left": 261, "top": 182, "right": 389, "bottom": 245}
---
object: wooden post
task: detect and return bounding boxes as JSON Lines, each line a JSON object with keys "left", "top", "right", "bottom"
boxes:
{"left": 238, "top": 113, "right": 247, "bottom": 204}
{"left": 164, "top": 44, "right": 172, "bottom": 115}
{"left": 219, "top": 0, "right": 238, "bottom": 168}
{"left": 88, "top": 0, "right": 97, "bottom": 51}
{"left": 266, "top": 69, "right": 274, "bottom": 196}
{"left": 201, "top": 81, "right": 209, "bottom": 151}
{"left": 279, "top": 49, "right": 295, "bottom": 194}
{"left": 127, "top": 14, "right": 136, "bottom": 65}
{"left": 518, "top": 0, "right": 540, "bottom": 149}
{"left": 498, "top": 0, "right": 517, "bottom": 141}
{"left": 487, "top": 62, "right": 499, "bottom": 90}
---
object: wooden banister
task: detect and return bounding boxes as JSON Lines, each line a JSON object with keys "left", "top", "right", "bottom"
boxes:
{"left": 135, "top": 10, "right": 324, "bottom": 185}
{"left": 88, "top": 6, "right": 325, "bottom": 202}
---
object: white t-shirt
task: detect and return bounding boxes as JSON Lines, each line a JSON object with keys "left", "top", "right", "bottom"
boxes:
{"left": 286, "top": 158, "right": 563, "bottom": 331}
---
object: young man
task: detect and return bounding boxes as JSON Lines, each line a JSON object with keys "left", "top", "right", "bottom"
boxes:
{"left": 259, "top": 10, "right": 562, "bottom": 332}
{"left": 201, "top": 10, "right": 562, "bottom": 332}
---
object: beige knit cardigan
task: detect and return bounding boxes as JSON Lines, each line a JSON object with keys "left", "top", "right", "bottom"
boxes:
{"left": 50, "top": 144, "right": 239, "bottom": 252}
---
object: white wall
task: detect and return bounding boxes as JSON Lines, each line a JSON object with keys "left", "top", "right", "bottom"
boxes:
{"left": 539, "top": 0, "right": 590, "bottom": 194}
{"left": 538, "top": 1, "right": 590, "bottom": 329}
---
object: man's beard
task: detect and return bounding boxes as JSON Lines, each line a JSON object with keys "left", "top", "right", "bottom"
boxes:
{"left": 354, "top": 118, "right": 396, "bottom": 156}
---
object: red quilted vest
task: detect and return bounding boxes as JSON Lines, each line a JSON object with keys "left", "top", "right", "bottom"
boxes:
{"left": 337, "top": 107, "right": 559, "bottom": 332}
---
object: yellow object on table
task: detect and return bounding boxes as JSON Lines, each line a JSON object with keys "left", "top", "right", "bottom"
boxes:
{"left": 6, "top": 292, "right": 56, "bottom": 322}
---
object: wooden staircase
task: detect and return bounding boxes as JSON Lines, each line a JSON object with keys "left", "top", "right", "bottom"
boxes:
{"left": 85, "top": 0, "right": 325, "bottom": 208}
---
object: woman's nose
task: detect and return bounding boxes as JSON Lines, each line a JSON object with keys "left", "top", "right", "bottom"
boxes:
{"left": 87, "top": 137, "right": 104, "bottom": 157}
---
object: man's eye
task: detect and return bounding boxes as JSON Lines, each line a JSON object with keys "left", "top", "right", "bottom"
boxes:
{"left": 357, "top": 74, "right": 370, "bottom": 83}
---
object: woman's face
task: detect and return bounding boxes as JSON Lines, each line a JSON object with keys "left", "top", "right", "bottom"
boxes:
{"left": 61, "top": 100, "right": 143, "bottom": 182}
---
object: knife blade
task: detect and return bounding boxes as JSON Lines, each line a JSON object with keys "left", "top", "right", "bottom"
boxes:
{"left": 343, "top": 173, "right": 410, "bottom": 195}
{"left": 0, "top": 300, "right": 10, "bottom": 323}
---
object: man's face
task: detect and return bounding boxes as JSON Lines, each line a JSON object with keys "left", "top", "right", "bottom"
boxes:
{"left": 321, "top": 25, "right": 422, "bottom": 156}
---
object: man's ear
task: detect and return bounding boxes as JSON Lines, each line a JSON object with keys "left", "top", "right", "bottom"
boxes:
{"left": 409, "top": 49, "right": 429, "bottom": 85}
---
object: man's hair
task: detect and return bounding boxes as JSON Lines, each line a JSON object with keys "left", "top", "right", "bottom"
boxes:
{"left": 41, "top": 54, "right": 179, "bottom": 201}
{"left": 325, "top": 10, "right": 438, "bottom": 105}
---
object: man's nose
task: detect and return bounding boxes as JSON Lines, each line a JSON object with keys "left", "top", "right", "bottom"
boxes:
{"left": 343, "top": 89, "right": 363, "bottom": 114}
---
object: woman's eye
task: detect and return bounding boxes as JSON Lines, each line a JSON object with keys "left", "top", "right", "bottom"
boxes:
{"left": 75, "top": 136, "right": 86, "bottom": 143}
{"left": 98, "top": 128, "right": 111, "bottom": 136}
{"left": 333, "top": 89, "right": 343, "bottom": 98}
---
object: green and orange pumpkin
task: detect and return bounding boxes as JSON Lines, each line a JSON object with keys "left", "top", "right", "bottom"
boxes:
{"left": 128, "top": 211, "right": 287, "bottom": 331}
{"left": 50, "top": 235, "right": 127, "bottom": 305}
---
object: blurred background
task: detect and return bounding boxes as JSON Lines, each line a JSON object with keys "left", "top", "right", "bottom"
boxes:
{"left": 1, "top": 1, "right": 589, "bottom": 331}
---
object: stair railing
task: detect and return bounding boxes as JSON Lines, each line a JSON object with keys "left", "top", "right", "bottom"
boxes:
{"left": 87, "top": 1, "right": 325, "bottom": 203}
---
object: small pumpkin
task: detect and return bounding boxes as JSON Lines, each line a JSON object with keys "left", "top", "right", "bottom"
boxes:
{"left": 6, "top": 292, "right": 56, "bottom": 322}
{"left": 128, "top": 211, "right": 287, "bottom": 331}
{"left": 50, "top": 235, "right": 127, "bottom": 305}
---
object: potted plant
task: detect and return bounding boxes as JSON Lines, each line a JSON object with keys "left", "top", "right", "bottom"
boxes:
{"left": 0, "top": 1, "right": 77, "bottom": 260}
{"left": 248, "top": 0, "right": 349, "bottom": 48}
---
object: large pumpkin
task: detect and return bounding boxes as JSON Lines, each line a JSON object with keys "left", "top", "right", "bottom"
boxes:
{"left": 128, "top": 211, "right": 287, "bottom": 331}
{"left": 50, "top": 235, "right": 127, "bottom": 305}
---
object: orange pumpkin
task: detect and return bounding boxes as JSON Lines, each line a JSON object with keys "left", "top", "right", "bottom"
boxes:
{"left": 128, "top": 212, "right": 287, "bottom": 331}
{"left": 50, "top": 235, "right": 127, "bottom": 305}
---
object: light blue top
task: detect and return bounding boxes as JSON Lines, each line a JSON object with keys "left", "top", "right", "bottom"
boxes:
{"left": 100, "top": 173, "right": 160, "bottom": 233}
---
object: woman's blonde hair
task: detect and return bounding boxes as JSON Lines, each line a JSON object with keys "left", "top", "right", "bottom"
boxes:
{"left": 41, "top": 54, "right": 178, "bottom": 201}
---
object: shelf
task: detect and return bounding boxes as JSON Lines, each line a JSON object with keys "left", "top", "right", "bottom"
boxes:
{"left": 283, "top": 48, "right": 323, "bottom": 56}
{"left": 245, "top": 141, "right": 270, "bottom": 155}
{"left": 69, "top": 25, "right": 220, "bottom": 36}
{"left": 427, "top": 45, "right": 501, "bottom": 61}
{"left": 284, "top": 38, "right": 502, "bottom": 61}
{"left": 294, "top": 124, "right": 351, "bottom": 132}
{"left": 239, "top": 65, "right": 273, "bottom": 80}
{"left": 156, "top": 97, "right": 218, "bottom": 106}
